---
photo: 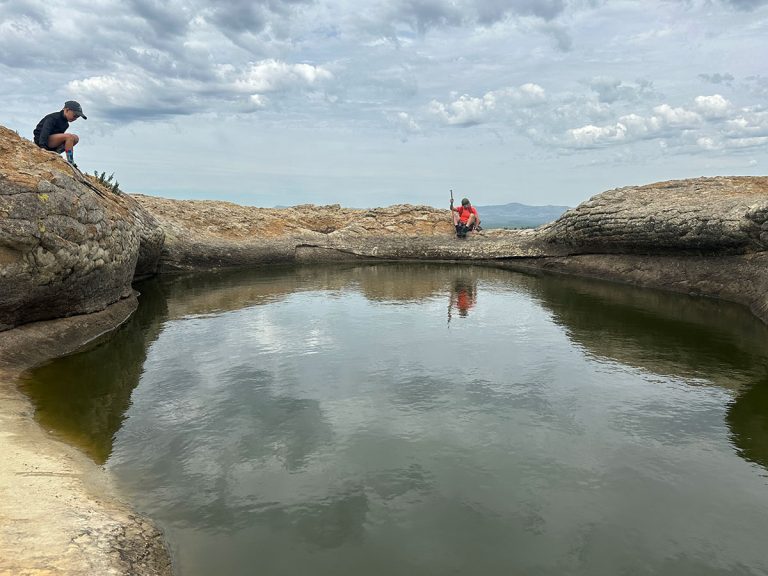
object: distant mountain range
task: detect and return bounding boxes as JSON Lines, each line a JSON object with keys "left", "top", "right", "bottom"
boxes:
{"left": 475, "top": 202, "right": 571, "bottom": 229}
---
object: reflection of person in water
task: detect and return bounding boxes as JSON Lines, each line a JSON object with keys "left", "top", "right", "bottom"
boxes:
{"left": 448, "top": 279, "right": 477, "bottom": 323}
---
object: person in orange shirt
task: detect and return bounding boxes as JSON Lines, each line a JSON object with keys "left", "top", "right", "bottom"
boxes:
{"left": 450, "top": 197, "right": 480, "bottom": 238}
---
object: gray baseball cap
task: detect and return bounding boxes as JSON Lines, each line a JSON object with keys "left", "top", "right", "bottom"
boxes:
{"left": 64, "top": 100, "right": 87, "bottom": 119}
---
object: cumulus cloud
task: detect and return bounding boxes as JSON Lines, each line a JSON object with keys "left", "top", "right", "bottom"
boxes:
{"left": 3, "top": 0, "right": 768, "bottom": 205}
{"left": 693, "top": 94, "right": 731, "bottom": 118}
{"left": 230, "top": 60, "right": 333, "bottom": 93}
{"left": 67, "top": 60, "right": 333, "bottom": 120}
{"left": 652, "top": 104, "right": 702, "bottom": 127}
{"left": 428, "top": 83, "right": 546, "bottom": 126}
{"left": 202, "top": 0, "right": 314, "bottom": 40}
{"left": 563, "top": 105, "right": 700, "bottom": 148}
{"left": 558, "top": 94, "right": 768, "bottom": 152}
{"left": 566, "top": 123, "right": 628, "bottom": 147}
{"left": 724, "top": 109, "right": 768, "bottom": 137}
{"left": 67, "top": 75, "right": 198, "bottom": 119}
{"left": 429, "top": 93, "right": 496, "bottom": 126}
{"left": 517, "top": 83, "right": 547, "bottom": 101}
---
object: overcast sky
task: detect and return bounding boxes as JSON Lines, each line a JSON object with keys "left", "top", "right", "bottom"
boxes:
{"left": 2, "top": 0, "right": 767, "bottom": 208}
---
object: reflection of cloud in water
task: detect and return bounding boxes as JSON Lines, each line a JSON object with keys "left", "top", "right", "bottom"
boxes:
{"left": 259, "top": 484, "right": 369, "bottom": 549}
{"left": 609, "top": 386, "right": 732, "bottom": 446}
{"left": 365, "top": 463, "right": 434, "bottom": 501}
{"left": 110, "top": 364, "right": 333, "bottom": 530}
{"left": 236, "top": 463, "right": 433, "bottom": 551}
{"left": 389, "top": 373, "right": 452, "bottom": 412}
{"left": 465, "top": 372, "right": 583, "bottom": 436}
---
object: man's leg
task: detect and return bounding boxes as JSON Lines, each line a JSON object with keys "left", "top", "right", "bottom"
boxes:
{"left": 465, "top": 214, "right": 477, "bottom": 233}
{"left": 46, "top": 133, "right": 79, "bottom": 163}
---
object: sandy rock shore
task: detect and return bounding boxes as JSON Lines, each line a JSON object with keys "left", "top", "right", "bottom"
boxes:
{"left": 0, "top": 296, "right": 172, "bottom": 576}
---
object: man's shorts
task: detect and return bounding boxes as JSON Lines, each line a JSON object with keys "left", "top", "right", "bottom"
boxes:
{"left": 455, "top": 222, "right": 476, "bottom": 237}
{"left": 37, "top": 142, "right": 65, "bottom": 153}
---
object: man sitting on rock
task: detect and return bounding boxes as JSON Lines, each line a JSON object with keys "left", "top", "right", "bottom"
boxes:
{"left": 451, "top": 197, "right": 481, "bottom": 238}
{"left": 33, "top": 101, "right": 87, "bottom": 167}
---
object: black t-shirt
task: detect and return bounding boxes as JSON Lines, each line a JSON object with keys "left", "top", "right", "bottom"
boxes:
{"left": 33, "top": 111, "right": 69, "bottom": 148}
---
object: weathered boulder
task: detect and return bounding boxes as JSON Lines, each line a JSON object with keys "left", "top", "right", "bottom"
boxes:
{"left": 539, "top": 177, "right": 768, "bottom": 254}
{"left": 0, "top": 126, "right": 163, "bottom": 330}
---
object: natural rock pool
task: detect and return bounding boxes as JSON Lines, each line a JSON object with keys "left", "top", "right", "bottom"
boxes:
{"left": 20, "top": 264, "right": 768, "bottom": 576}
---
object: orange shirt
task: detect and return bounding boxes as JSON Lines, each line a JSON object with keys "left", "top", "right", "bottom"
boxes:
{"left": 457, "top": 206, "right": 478, "bottom": 223}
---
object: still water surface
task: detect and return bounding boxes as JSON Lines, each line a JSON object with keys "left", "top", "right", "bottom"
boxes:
{"left": 21, "top": 264, "right": 768, "bottom": 576}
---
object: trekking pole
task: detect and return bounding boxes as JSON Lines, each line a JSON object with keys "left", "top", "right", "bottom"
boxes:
{"left": 449, "top": 189, "right": 459, "bottom": 233}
